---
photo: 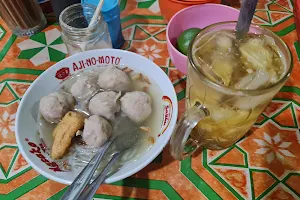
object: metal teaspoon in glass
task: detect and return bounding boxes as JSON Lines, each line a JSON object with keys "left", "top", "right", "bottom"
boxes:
{"left": 235, "top": 0, "right": 259, "bottom": 40}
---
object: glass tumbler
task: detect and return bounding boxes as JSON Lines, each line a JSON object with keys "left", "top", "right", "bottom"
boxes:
{"left": 0, "top": 0, "right": 46, "bottom": 36}
{"left": 170, "top": 22, "right": 293, "bottom": 160}
{"left": 59, "top": 3, "right": 112, "bottom": 56}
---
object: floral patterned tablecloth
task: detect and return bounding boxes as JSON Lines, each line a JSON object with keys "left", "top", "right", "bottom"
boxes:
{"left": 0, "top": 0, "right": 299, "bottom": 199}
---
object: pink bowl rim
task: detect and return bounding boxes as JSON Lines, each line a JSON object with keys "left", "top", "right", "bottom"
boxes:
{"left": 166, "top": 3, "right": 240, "bottom": 59}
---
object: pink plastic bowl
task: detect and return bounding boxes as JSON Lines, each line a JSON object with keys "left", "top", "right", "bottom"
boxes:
{"left": 166, "top": 4, "right": 240, "bottom": 74}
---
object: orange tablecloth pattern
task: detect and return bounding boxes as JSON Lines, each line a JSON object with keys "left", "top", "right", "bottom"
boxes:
{"left": 0, "top": 0, "right": 300, "bottom": 199}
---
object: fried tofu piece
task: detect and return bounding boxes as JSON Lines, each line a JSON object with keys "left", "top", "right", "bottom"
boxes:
{"left": 51, "top": 111, "right": 85, "bottom": 159}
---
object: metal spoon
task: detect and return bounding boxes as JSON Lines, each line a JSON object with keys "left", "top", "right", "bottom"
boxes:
{"left": 60, "top": 116, "right": 138, "bottom": 200}
{"left": 60, "top": 136, "right": 115, "bottom": 200}
{"left": 77, "top": 118, "right": 139, "bottom": 200}
{"left": 235, "top": 0, "right": 259, "bottom": 40}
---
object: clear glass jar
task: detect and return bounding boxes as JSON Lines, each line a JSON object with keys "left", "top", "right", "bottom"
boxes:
{"left": 0, "top": 0, "right": 46, "bottom": 36}
{"left": 59, "top": 3, "right": 112, "bottom": 56}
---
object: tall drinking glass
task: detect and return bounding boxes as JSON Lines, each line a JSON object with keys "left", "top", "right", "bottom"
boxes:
{"left": 170, "top": 22, "right": 293, "bottom": 160}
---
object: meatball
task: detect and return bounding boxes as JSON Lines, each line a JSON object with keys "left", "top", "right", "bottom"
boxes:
{"left": 82, "top": 115, "right": 112, "bottom": 147}
{"left": 97, "top": 66, "right": 131, "bottom": 91}
{"left": 88, "top": 91, "right": 121, "bottom": 120}
{"left": 39, "top": 91, "right": 75, "bottom": 123}
{"left": 70, "top": 76, "right": 98, "bottom": 100}
{"left": 120, "top": 91, "right": 152, "bottom": 123}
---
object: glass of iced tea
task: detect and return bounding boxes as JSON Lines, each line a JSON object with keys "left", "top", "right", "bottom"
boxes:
{"left": 170, "top": 22, "right": 293, "bottom": 160}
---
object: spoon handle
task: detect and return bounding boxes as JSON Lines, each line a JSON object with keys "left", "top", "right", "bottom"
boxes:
{"left": 77, "top": 152, "right": 121, "bottom": 200}
{"left": 60, "top": 137, "right": 115, "bottom": 200}
{"left": 236, "top": 0, "right": 259, "bottom": 39}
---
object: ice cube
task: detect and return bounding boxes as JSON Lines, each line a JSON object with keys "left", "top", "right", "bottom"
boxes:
{"left": 225, "top": 109, "right": 251, "bottom": 126}
{"left": 193, "top": 34, "right": 218, "bottom": 55}
{"left": 235, "top": 73, "right": 254, "bottom": 89}
{"left": 221, "top": 31, "right": 236, "bottom": 39}
{"left": 234, "top": 91, "right": 274, "bottom": 110}
{"left": 209, "top": 107, "right": 236, "bottom": 122}
{"left": 244, "top": 70, "right": 270, "bottom": 89}
{"left": 199, "top": 122, "right": 214, "bottom": 132}
{"left": 211, "top": 58, "right": 233, "bottom": 86}
{"left": 216, "top": 34, "right": 233, "bottom": 52}
{"left": 264, "top": 35, "right": 276, "bottom": 46}
{"left": 246, "top": 68, "right": 254, "bottom": 74}
{"left": 239, "top": 38, "right": 272, "bottom": 70}
{"left": 269, "top": 69, "right": 279, "bottom": 84}
{"left": 235, "top": 70, "right": 269, "bottom": 90}
{"left": 192, "top": 56, "right": 225, "bottom": 85}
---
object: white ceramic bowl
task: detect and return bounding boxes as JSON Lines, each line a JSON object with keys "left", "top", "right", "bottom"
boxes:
{"left": 15, "top": 49, "right": 178, "bottom": 184}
